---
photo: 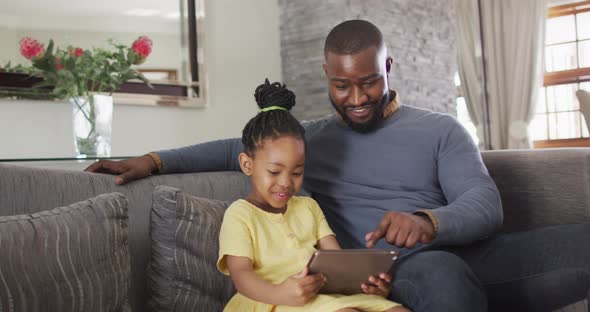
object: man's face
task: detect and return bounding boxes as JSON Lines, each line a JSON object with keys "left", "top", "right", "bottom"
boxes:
{"left": 323, "top": 46, "right": 392, "bottom": 133}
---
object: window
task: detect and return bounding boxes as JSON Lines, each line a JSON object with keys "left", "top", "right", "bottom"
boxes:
{"left": 529, "top": 1, "right": 590, "bottom": 142}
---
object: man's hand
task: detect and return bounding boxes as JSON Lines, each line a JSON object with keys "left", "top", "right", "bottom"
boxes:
{"left": 278, "top": 267, "right": 326, "bottom": 306}
{"left": 365, "top": 212, "right": 435, "bottom": 249}
{"left": 84, "top": 155, "right": 158, "bottom": 185}
{"left": 361, "top": 272, "right": 392, "bottom": 298}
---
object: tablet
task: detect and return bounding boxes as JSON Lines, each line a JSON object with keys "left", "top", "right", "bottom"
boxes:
{"left": 306, "top": 249, "right": 398, "bottom": 295}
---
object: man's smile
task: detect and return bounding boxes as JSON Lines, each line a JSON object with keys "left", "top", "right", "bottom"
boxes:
{"left": 345, "top": 104, "right": 376, "bottom": 120}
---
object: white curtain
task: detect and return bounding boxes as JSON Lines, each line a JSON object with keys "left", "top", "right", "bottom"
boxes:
{"left": 456, "top": 0, "right": 486, "bottom": 148}
{"left": 457, "top": 0, "right": 547, "bottom": 149}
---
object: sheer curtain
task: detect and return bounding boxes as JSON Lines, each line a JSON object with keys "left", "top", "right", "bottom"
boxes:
{"left": 456, "top": 0, "right": 487, "bottom": 148}
{"left": 457, "top": 0, "right": 547, "bottom": 149}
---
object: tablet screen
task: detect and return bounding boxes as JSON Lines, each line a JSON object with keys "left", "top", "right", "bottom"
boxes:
{"left": 307, "top": 249, "right": 398, "bottom": 295}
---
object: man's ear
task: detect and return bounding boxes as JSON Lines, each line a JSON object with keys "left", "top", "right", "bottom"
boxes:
{"left": 239, "top": 152, "right": 253, "bottom": 176}
{"left": 385, "top": 56, "right": 393, "bottom": 74}
{"left": 322, "top": 63, "right": 329, "bottom": 78}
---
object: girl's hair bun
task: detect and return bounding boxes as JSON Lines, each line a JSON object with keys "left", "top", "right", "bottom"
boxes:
{"left": 254, "top": 79, "right": 295, "bottom": 111}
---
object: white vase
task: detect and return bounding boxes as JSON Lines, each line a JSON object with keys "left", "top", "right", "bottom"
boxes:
{"left": 70, "top": 94, "right": 113, "bottom": 157}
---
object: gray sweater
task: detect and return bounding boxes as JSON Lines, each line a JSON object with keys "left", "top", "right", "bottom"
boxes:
{"left": 158, "top": 105, "right": 503, "bottom": 249}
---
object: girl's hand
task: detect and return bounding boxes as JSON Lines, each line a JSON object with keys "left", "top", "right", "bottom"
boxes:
{"left": 278, "top": 267, "right": 326, "bottom": 306}
{"left": 361, "top": 272, "right": 392, "bottom": 298}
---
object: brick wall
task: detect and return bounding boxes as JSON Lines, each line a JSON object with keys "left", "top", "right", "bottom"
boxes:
{"left": 278, "top": 0, "right": 457, "bottom": 120}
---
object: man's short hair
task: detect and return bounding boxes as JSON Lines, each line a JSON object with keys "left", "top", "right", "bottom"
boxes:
{"left": 324, "top": 20, "right": 384, "bottom": 56}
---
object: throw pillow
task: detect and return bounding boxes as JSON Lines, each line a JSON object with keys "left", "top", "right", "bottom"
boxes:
{"left": 0, "top": 192, "right": 130, "bottom": 312}
{"left": 147, "top": 185, "right": 235, "bottom": 312}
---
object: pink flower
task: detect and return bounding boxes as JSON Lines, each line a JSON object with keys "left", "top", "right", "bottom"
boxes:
{"left": 131, "top": 36, "right": 152, "bottom": 64}
{"left": 69, "top": 47, "right": 84, "bottom": 57}
{"left": 55, "top": 57, "right": 63, "bottom": 70}
{"left": 19, "top": 37, "right": 45, "bottom": 60}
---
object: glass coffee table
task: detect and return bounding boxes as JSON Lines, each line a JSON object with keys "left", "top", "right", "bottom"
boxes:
{"left": 0, "top": 156, "right": 133, "bottom": 171}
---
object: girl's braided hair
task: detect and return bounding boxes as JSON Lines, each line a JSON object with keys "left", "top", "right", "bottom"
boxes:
{"left": 242, "top": 79, "right": 305, "bottom": 155}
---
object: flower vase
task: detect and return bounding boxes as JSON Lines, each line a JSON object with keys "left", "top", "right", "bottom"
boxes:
{"left": 71, "top": 95, "right": 113, "bottom": 157}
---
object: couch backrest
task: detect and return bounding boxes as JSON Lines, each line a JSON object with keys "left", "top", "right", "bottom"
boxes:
{"left": 0, "top": 164, "right": 250, "bottom": 312}
{"left": 482, "top": 148, "right": 590, "bottom": 232}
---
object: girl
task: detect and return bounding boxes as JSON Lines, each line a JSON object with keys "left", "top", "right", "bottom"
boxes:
{"left": 217, "top": 79, "right": 409, "bottom": 312}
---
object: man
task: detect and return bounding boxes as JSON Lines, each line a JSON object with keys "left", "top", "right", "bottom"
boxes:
{"left": 88, "top": 20, "right": 590, "bottom": 311}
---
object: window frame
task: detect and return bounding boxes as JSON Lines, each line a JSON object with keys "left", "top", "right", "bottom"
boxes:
{"left": 532, "top": 0, "right": 590, "bottom": 147}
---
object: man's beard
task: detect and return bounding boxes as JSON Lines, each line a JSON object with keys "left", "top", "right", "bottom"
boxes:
{"left": 329, "top": 92, "right": 390, "bottom": 133}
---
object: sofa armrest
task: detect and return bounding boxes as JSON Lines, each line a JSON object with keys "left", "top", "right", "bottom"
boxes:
{"left": 482, "top": 148, "right": 590, "bottom": 233}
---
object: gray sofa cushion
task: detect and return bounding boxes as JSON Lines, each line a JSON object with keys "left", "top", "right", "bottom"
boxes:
{"left": 0, "top": 192, "right": 130, "bottom": 312}
{"left": 147, "top": 185, "right": 235, "bottom": 312}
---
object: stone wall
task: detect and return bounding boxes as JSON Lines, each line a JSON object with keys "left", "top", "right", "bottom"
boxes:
{"left": 278, "top": 0, "right": 458, "bottom": 120}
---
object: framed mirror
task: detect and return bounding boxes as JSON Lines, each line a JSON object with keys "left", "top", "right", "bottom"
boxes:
{"left": 0, "top": 0, "right": 206, "bottom": 107}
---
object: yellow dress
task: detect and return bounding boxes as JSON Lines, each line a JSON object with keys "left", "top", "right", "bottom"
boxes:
{"left": 217, "top": 196, "right": 399, "bottom": 312}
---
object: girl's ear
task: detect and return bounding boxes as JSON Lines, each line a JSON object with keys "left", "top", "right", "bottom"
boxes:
{"left": 238, "top": 152, "right": 253, "bottom": 176}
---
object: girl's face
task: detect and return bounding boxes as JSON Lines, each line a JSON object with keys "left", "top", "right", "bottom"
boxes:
{"left": 239, "top": 136, "right": 305, "bottom": 210}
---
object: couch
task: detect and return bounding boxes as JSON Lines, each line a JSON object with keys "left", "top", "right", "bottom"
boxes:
{"left": 1, "top": 148, "right": 589, "bottom": 311}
